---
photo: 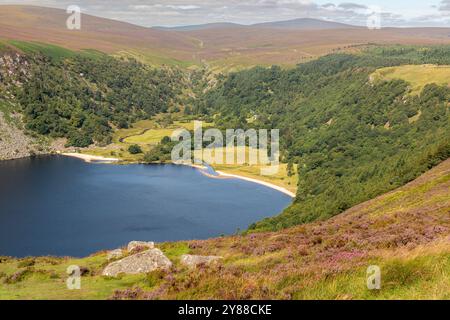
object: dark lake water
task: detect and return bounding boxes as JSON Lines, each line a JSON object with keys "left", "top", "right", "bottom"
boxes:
{"left": 0, "top": 156, "right": 291, "bottom": 257}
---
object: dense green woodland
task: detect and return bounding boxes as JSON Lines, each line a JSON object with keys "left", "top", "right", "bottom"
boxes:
{"left": 193, "top": 46, "right": 450, "bottom": 230}
{"left": 2, "top": 45, "right": 449, "bottom": 231}
{"left": 13, "top": 53, "right": 182, "bottom": 147}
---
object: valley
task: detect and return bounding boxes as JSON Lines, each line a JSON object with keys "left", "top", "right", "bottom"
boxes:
{"left": 0, "top": 4, "right": 449, "bottom": 301}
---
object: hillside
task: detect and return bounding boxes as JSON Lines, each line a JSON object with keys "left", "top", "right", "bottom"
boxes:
{"left": 2, "top": 5, "right": 450, "bottom": 69}
{"left": 0, "top": 158, "right": 448, "bottom": 299}
{"left": 0, "top": 5, "right": 198, "bottom": 66}
{"left": 0, "top": 46, "right": 184, "bottom": 151}
{"left": 0, "top": 51, "right": 55, "bottom": 159}
{"left": 198, "top": 46, "right": 450, "bottom": 230}
{"left": 371, "top": 64, "right": 450, "bottom": 96}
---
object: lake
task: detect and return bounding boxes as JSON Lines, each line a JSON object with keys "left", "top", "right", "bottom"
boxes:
{"left": 0, "top": 156, "right": 292, "bottom": 257}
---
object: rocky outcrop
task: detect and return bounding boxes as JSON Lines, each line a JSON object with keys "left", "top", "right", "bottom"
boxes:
{"left": 127, "top": 241, "right": 155, "bottom": 253}
{"left": 0, "top": 112, "right": 51, "bottom": 161}
{"left": 107, "top": 249, "right": 123, "bottom": 260}
{"left": 0, "top": 53, "right": 52, "bottom": 161}
{"left": 180, "top": 254, "right": 222, "bottom": 268}
{"left": 102, "top": 249, "right": 172, "bottom": 277}
{"left": 0, "top": 53, "right": 31, "bottom": 86}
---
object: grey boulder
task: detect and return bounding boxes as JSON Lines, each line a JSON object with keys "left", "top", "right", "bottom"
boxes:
{"left": 102, "top": 249, "right": 172, "bottom": 277}
{"left": 127, "top": 241, "right": 155, "bottom": 253}
{"left": 107, "top": 249, "right": 123, "bottom": 260}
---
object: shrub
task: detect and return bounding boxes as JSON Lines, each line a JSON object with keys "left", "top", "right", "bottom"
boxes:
{"left": 161, "top": 136, "right": 171, "bottom": 144}
{"left": 128, "top": 144, "right": 143, "bottom": 154}
{"left": 3, "top": 268, "right": 33, "bottom": 284}
{"left": 17, "top": 258, "right": 35, "bottom": 268}
{"left": 66, "top": 131, "right": 93, "bottom": 148}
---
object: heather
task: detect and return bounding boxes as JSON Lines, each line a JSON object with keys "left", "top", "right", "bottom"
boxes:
{"left": 1, "top": 159, "right": 448, "bottom": 300}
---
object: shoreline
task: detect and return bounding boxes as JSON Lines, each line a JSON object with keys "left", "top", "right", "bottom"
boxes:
{"left": 214, "top": 171, "right": 296, "bottom": 198}
{"left": 61, "top": 152, "right": 120, "bottom": 163}
{"left": 61, "top": 153, "right": 295, "bottom": 198}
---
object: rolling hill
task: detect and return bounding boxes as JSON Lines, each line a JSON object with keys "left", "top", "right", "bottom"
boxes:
{"left": 2, "top": 5, "right": 450, "bottom": 69}
{"left": 154, "top": 22, "right": 243, "bottom": 32}
{"left": 252, "top": 17, "right": 357, "bottom": 29}
{"left": 0, "top": 5, "right": 198, "bottom": 65}
{"left": 155, "top": 18, "right": 356, "bottom": 31}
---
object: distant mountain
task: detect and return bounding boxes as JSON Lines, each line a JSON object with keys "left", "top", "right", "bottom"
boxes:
{"left": 1, "top": 5, "right": 450, "bottom": 69}
{"left": 0, "top": 5, "right": 196, "bottom": 62}
{"left": 252, "top": 18, "right": 358, "bottom": 29}
{"left": 156, "top": 18, "right": 357, "bottom": 31}
{"left": 154, "top": 22, "right": 243, "bottom": 31}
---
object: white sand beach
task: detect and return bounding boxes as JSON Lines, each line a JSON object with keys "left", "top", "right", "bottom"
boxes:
{"left": 214, "top": 171, "right": 296, "bottom": 198}
{"left": 61, "top": 153, "right": 120, "bottom": 163}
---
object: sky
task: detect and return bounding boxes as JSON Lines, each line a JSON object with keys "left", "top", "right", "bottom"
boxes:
{"left": 1, "top": 0, "right": 450, "bottom": 27}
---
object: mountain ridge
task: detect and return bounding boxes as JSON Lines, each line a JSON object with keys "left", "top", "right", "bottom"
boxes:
{"left": 155, "top": 18, "right": 358, "bottom": 31}
{"left": 2, "top": 5, "right": 450, "bottom": 69}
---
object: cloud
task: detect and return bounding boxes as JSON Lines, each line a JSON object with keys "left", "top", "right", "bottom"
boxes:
{"left": 439, "top": 0, "right": 450, "bottom": 11}
{"left": 0, "top": 0, "right": 448, "bottom": 27}
{"left": 166, "top": 5, "right": 201, "bottom": 10}
{"left": 129, "top": 4, "right": 200, "bottom": 11}
{"left": 338, "top": 3, "right": 367, "bottom": 11}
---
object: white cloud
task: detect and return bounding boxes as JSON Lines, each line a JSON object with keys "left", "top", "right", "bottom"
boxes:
{"left": 0, "top": 0, "right": 449, "bottom": 27}
{"left": 338, "top": 3, "right": 367, "bottom": 10}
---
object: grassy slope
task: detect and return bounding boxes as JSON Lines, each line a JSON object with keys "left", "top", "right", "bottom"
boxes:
{"left": 371, "top": 65, "right": 450, "bottom": 95}
{"left": 1, "top": 159, "right": 448, "bottom": 300}
{"left": 0, "top": 6, "right": 198, "bottom": 68}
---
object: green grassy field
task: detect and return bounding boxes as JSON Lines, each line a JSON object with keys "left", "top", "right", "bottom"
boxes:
{"left": 114, "top": 49, "right": 198, "bottom": 69}
{"left": 5, "top": 40, "right": 105, "bottom": 60}
{"left": 123, "top": 120, "right": 206, "bottom": 145}
{"left": 371, "top": 64, "right": 450, "bottom": 95}
{"left": 207, "top": 146, "right": 298, "bottom": 194}
{"left": 80, "top": 119, "right": 194, "bottom": 162}
{"left": 80, "top": 119, "right": 212, "bottom": 162}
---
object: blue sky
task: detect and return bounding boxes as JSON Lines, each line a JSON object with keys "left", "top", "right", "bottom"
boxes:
{"left": 1, "top": 0, "right": 449, "bottom": 27}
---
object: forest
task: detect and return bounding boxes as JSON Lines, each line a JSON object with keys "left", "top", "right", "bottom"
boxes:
{"left": 13, "top": 53, "right": 182, "bottom": 147}
{"left": 193, "top": 46, "right": 450, "bottom": 230}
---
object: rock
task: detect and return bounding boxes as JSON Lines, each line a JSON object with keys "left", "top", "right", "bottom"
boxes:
{"left": 102, "top": 249, "right": 172, "bottom": 277}
{"left": 0, "top": 112, "right": 50, "bottom": 161}
{"left": 180, "top": 254, "right": 222, "bottom": 268}
{"left": 107, "top": 249, "right": 123, "bottom": 260}
{"left": 127, "top": 241, "right": 155, "bottom": 253}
